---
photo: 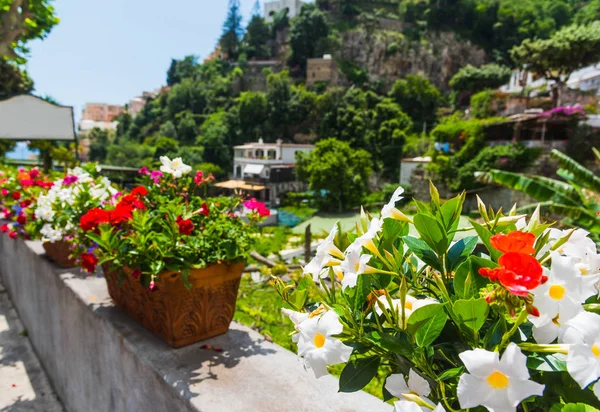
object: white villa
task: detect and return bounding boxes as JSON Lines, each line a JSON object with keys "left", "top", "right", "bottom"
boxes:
{"left": 215, "top": 139, "right": 314, "bottom": 206}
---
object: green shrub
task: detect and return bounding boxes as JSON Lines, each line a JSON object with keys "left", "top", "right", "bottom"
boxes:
{"left": 470, "top": 89, "right": 494, "bottom": 119}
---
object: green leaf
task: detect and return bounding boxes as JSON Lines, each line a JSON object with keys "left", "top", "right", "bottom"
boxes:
{"left": 438, "top": 366, "right": 464, "bottom": 381}
{"left": 439, "top": 193, "right": 464, "bottom": 232}
{"left": 528, "top": 353, "right": 567, "bottom": 372}
{"left": 365, "top": 331, "right": 412, "bottom": 357}
{"left": 407, "top": 303, "right": 444, "bottom": 332}
{"left": 552, "top": 404, "right": 600, "bottom": 412}
{"left": 403, "top": 236, "right": 442, "bottom": 272}
{"left": 414, "top": 310, "right": 448, "bottom": 347}
{"left": 446, "top": 236, "right": 478, "bottom": 271}
{"left": 552, "top": 149, "right": 600, "bottom": 193}
{"left": 454, "top": 256, "right": 496, "bottom": 299}
{"left": 382, "top": 219, "right": 408, "bottom": 251}
{"left": 353, "top": 273, "right": 371, "bottom": 312}
{"left": 413, "top": 213, "right": 448, "bottom": 255}
{"left": 288, "top": 289, "right": 308, "bottom": 309}
{"left": 453, "top": 298, "right": 489, "bottom": 332}
{"left": 339, "top": 356, "right": 381, "bottom": 393}
{"left": 469, "top": 220, "right": 502, "bottom": 261}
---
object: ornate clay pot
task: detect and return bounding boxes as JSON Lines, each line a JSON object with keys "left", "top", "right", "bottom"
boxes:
{"left": 43, "top": 240, "right": 77, "bottom": 268}
{"left": 103, "top": 262, "right": 245, "bottom": 348}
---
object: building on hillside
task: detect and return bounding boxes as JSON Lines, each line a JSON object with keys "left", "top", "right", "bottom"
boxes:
{"left": 127, "top": 87, "right": 169, "bottom": 117}
{"left": 204, "top": 43, "right": 228, "bottom": 63}
{"left": 215, "top": 139, "right": 314, "bottom": 206}
{"left": 501, "top": 64, "right": 600, "bottom": 96}
{"left": 81, "top": 103, "right": 124, "bottom": 123}
{"left": 306, "top": 54, "right": 339, "bottom": 87}
{"left": 264, "top": 0, "right": 305, "bottom": 22}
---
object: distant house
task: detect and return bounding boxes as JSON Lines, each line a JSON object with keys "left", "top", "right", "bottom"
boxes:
{"left": 215, "top": 139, "right": 314, "bottom": 206}
{"left": 500, "top": 64, "right": 600, "bottom": 96}
{"left": 306, "top": 54, "right": 339, "bottom": 87}
{"left": 264, "top": 0, "right": 305, "bottom": 22}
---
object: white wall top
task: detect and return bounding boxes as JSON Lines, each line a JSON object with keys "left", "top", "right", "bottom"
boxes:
{"left": 0, "top": 95, "right": 76, "bottom": 140}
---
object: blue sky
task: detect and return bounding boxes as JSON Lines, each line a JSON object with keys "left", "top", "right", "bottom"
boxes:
{"left": 25, "top": 0, "right": 300, "bottom": 123}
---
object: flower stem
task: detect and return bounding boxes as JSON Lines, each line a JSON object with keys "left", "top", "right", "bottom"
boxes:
{"left": 498, "top": 309, "right": 528, "bottom": 350}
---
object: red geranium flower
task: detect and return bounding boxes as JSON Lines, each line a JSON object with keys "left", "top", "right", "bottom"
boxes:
{"left": 8, "top": 231, "right": 18, "bottom": 239}
{"left": 81, "top": 252, "right": 98, "bottom": 273}
{"left": 199, "top": 203, "right": 210, "bottom": 217}
{"left": 479, "top": 252, "right": 545, "bottom": 297}
{"left": 11, "top": 192, "right": 21, "bottom": 200}
{"left": 109, "top": 204, "right": 133, "bottom": 226}
{"left": 194, "top": 171, "right": 204, "bottom": 185}
{"left": 19, "top": 179, "right": 33, "bottom": 187}
{"left": 80, "top": 208, "right": 110, "bottom": 231}
{"left": 16, "top": 214, "right": 26, "bottom": 225}
{"left": 29, "top": 169, "right": 40, "bottom": 179}
{"left": 131, "top": 186, "right": 149, "bottom": 197}
{"left": 1, "top": 188, "right": 8, "bottom": 196}
{"left": 490, "top": 231, "right": 536, "bottom": 255}
{"left": 0, "top": 224, "right": 10, "bottom": 233}
{"left": 118, "top": 194, "right": 145, "bottom": 210}
{"left": 20, "top": 199, "right": 32, "bottom": 208}
{"left": 176, "top": 216, "right": 194, "bottom": 235}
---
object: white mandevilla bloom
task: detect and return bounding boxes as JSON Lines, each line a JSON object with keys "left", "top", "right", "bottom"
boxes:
{"left": 159, "top": 156, "right": 192, "bottom": 178}
{"left": 354, "top": 217, "right": 383, "bottom": 256}
{"left": 386, "top": 369, "right": 436, "bottom": 411}
{"left": 296, "top": 310, "right": 353, "bottom": 378}
{"left": 281, "top": 308, "right": 309, "bottom": 343}
{"left": 36, "top": 206, "right": 55, "bottom": 222}
{"left": 393, "top": 401, "right": 446, "bottom": 412}
{"left": 381, "top": 186, "right": 411, "bottom": 222}
{"left": 529, "top": 253, "right": 598, "bottom": 344}
{"left": 303, "top": 223, "right": 344, "bottom": 281}
{"left": 339, "top": 243, "right": 375, "bottom": 289}
{"left": 457, "top": 343, "right": 545, "bottom": 411}
{"left": 376, "top": 294, "right": 437, "bottom": 328}
{"left": 562, "top": 311, "right": 600, "bottom": 389}
{"left": 595, "top": 382, "right": 600, "bottom": 401}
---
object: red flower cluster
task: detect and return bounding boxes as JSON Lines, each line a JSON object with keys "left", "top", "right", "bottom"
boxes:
{"left": 243, "top": 198, "right": 270, "bottom": 217}
{"left": 479, "top": 231, "right": 546, "bottom": 297}
{"left": 80, "top": 186, "right": 148, "bottom": 231}
{"left": 176, "top": 216, "right": 194, "bottom": 235}
{"left": 194, "top": 171, "right": 215, "bottom": 186}
{"left": 199, "top": 202, "right": 210, "bottom": 217}
{"left": 81, "top": 253, "right": 98, "bottom": 273}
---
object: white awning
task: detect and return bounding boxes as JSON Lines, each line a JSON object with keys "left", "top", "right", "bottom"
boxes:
{"left": 0, "top": 95, "right": 76, "bottom": 140}
{"left": 243, "top": 164, "right": 264, "bottom": 175}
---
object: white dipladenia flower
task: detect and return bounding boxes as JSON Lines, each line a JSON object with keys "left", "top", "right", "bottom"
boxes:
{"left": 281, "top": 308, "right": 309, "bottom": 343}
{"left": 381, "top": 186, "right": 411, "bottom": 222}
{"left": 339, "top": 243, "right": 374, "bottom": 289}
{"left": 529, "top": 253, "right": 598, "bottom": 344}
{"left": 353, "top": 217, "right": 383, "bottom": 256}
{"left": 303, "top": 223, "right": 344, "bottom": 281}
{"left": 35, "top": 206, "right": 55, "bottom": 222}
{"left": 562, "top": 311, "right": 600, "bottom": 389}
{"left": 376, "top": 295, "right": 437, "bottom": 328}
{"left": 296, "top": 310, "right": 353, "bottom": 378}
{"left": 594, "top": 382, "right": 600, "bottom": 401}
{"left": 457, "top": 343, "right": 545, "bottom": 411}
{"left": 159, "top": 156, "right": 192, "bottom": 178}
{"left": 393, "top": 401, "right": 445, "bottom": 412}
{"left": 386, "top": 369, "right": 436, "bottom": 411}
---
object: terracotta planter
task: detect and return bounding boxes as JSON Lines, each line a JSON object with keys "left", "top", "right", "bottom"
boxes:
{"left": 103, "top": 262, "right": 245, "bottom": 348}
{"left": 43, "top": 240, "right": 76, "bottom": 268}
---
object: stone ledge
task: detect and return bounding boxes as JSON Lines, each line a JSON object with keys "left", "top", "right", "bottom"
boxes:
{"left": 0, "top": 237, "right": 392, "bottom": 412}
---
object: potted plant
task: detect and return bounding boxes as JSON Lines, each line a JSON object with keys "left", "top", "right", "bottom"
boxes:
{"left": 79, "top": 157, "right": 265, "bottom": 347}
{"left": 273, "top": 184, "right": 600, "bottom": 411}
{"left": 26, "top": 164, "right": 118, "bottom": 267}
{"left": 0, "top": 166, "right": 55, "bottom": 240}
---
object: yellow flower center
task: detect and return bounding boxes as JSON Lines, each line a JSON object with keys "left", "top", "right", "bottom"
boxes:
{"left": 354, "top": 262, "right": 360, "bottom": 272}
{"left": 592, "top": 344, "right": 600, "bottom": 358}
{"left": 314, "top": 333, "right": 326, "bottom": 348}
{"left": 552, "top": 314, "right": 561, "bottom": 327}
{"left": 487, "top": 371, "right": 509, "bottom": 389}
{"left": 549, "top": 284, "right": 566, "bottom": 301}
{"left": 404, "top": 301, "right": 413, "bottom": 310}
{"left": 580, "top": 267, "right": 589, "bottom": 275}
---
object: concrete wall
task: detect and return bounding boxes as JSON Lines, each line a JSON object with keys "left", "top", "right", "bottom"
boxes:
{"left": 0, "top": 238, "right": 392, "bottom": 412}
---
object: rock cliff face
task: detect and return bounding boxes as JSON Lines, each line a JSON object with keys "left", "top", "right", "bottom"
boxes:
{"left": 337, "top": 27, "right": 486, "bottom": 90}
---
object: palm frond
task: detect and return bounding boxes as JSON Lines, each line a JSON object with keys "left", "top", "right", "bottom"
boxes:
{"left": 551, "top": 149, "right": 600, "bottom": 193}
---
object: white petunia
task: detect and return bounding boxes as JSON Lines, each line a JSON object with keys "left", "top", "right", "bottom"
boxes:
{"left": 159, "top": 156, "right": 192, "bottom": 178}
{"left": 457, "top": 343, "right": 545, "bottom": 412}
{"left": 303, "top": 223, "right": 343, "bottom": 281}
{"left": 381, "top": 186, "right": 410, "bottom": 222}
{"left": 296, "top": 310, "right": 353, "bottom": 378}
{"left": 281, "top": 308, "right": 309, "bottom": 343}
{"left": 339, "top": 243, "right": 373, "bottom": 289}
{"left": 36, "top": 206, "right": 55, "bottom": 222}
{"left": 529, "top": 253, "right": 597, "bottom": 344}
{"left": 386, "top": 369, "right": 435, "bottom": 411}
{"left": 393, "top": 400, "right": 446, "bottom": 412}
{"left": 562, "top": 311, "right": 600, "bottom": 389}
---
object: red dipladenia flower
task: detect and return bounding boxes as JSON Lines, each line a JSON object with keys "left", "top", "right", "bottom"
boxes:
{"left": 20, "top": 199, "right": 32, "bottom": 208}
{"left": 131, "top": 186, "right": 149, "bottom": 197}
{"left": 8, "top": 231, "right": 18, "bottom": 240}
{"left": 28, "top": 169, "right": 40, "bottom": 179}
{"left": 176, "top": 216, "right": 194, "bottom": 235}
{"left": 16, "top": 214, "right": 26, "bottom": 225}
{"left": 0, "top": 224, "right": 10, "bottom": 233}
{"left": 479, "top": 252, "right": 545, "bottom": 297}
{"left": 1, "top": 189, "right": 8, "bottom": 196}
{"left": 199, "top": 203, "right": 210, "bottom": 217}
{"left": 194, "top": 171, "right": 204, "bottom": 185}
{"left": 490, "top": 231, "right": 536, "bottom": 255}
{"left": 80, "top": 208, "right": 110, "bottom": 231}
{"left": 19, "top": 179, "right": 33, "bottom": 187}
{"left": 81, "top": 253, "right": 98, "bottom": 273}
{"left": 11, "top": 192, "right": 20, "bottom": 200}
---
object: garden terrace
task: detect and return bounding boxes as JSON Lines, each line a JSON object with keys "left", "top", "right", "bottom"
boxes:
{"left": 0, "top": 237, "right": 391, "bottom": 412}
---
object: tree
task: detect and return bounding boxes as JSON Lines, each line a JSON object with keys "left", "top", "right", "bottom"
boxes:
{"left": 296, "top": 138, "right": 372, "bottom": 212}
{"left": 166, "top": 55, "right": 198, "bottom": 86}
{"left": 241, "top": 15, "right": 271, "bottom": 60}
{"left": 0, "top": 59, "right": 33, "bottom": 99}
{"left": 510, "top": 22, "right": 600, "bottom": 107}
{"left": 0, "top": 0, "right": 60, "bottom": 62}
{"left": 238, "top": 91, "right": 268, "bottom": 140}
{"left": 266, "top": 70, "right": 293, "bottom": 139}
{"left": 88, "top": 127, "right": 111, "bottom": 162}
{"left": 389, "top": 75, "right": 441, "bottom": 130}
{"left": 197, "top": 111, "right": 235, "bottom": 171}
{"left": 449, "top": 64, "right": 512, "bottom": 95}
{"left": 289, "top": 4, "right": 329, "bottom": 74}
{"left": 220, "top": 0, "right": 244, "bottom": 60}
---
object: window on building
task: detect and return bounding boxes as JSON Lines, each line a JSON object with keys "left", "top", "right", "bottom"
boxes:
{"left": 235, "top": 165, "right": 242, "bottom": 177}
{"left": 268, "top": 149, "right": 276, "bottom": 160}
{"left": 256, "top": 149, "right": 264, "bottom": 158}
